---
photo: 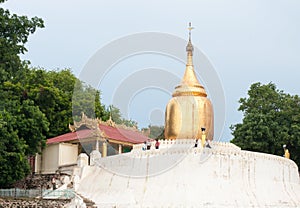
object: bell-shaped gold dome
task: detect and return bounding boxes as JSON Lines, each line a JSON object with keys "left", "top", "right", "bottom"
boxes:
{"left": 164, "top": 23, "right": 214, "bottom": 140}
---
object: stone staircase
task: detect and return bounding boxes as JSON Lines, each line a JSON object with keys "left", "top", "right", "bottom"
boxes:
{"left": 81, "top": 195, "right": 96, "bottom": 208}
{"left": 72, "top": 193, "right": 96, "bottom": 208}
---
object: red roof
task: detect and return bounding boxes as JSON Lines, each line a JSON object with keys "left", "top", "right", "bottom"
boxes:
{"left": 47, "top": 124, "right": 150, "bottom": 145}
{"left": 46, "top": 129, "right": 92, "bottom": 144}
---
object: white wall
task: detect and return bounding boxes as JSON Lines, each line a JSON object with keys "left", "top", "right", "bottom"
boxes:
{"left": 76, "top": 141, "right": 300, "bottom": 207}
{"left": 34, "top": 153, "right": 41, "bottom": 173}
{"left": 42, "top": 144, "right": 59, "bottom": 174}
{"left": 41, "top": 143, "right": 78, "bottom": 174}
{"left": 58, "top": 143, "right": 78, "bottom": 166}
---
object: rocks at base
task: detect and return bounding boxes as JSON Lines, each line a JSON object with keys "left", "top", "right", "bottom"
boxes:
{"left": 13, "top": 173, "right": 70, "bottom": 190}
{"left": 14, "top": 174, "right": 53, "bottom": 189}
{"left": 0, "top": 197, "right": 70, "bottom": 208}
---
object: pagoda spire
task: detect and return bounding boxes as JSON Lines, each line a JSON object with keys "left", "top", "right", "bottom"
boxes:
{"left": 164, "top": 23, "right": 214, "bottom": 140}
{"left": 171, "top": 22, "right": 207, "bottom": 97}
{"left": 186, "top": 22, "right": 194, "bottom": 66}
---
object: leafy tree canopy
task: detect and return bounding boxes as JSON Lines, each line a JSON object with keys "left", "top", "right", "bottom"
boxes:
{"left": 0, "top": 0, "right": 138, "bottom": 187}
{"left": 0, "top": 4, "right": 44, "bottom": 83}
{"left": 231, "top": 82, "right": 300, "bottom": 167}
{"left": 142, "top": 125, "right": 165, "bottom": 140}
{"left": 0, "top": 111, "right": 30, "bottom": 187}
{"left": 108, "top": 105, "right": 138, "bottom": 127}
{"left": 23, "top": 68, "right": 108, "bottom": 138}
{"left": 72, "top": 80, "right": 108, "bottom": 123}
{"left": 0, "top": 1, "right": 45, "bottom": 187}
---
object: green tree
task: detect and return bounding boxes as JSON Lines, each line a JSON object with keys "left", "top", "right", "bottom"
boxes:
{"left": 231, "top": 82, "right": 300, "bottom": 166}
{"left": 0, "top": 111, "right": 30, "bottom": 187}
{"left": 141, "top": 125, "right": 165, "bottom": 140}
{"left": 148, "top": 125, "right": 165, "bottom": 139}
{"left": 0, "top": 1, "right": 45, "bottom": 187}
{"left": 108, "top": 105, "right": 123, "bottom": 124}
{"left": 0, "top": 2, "right": 44, "bottom": 83}
{"left": 72, "top": 80, "right": 108, "bottom": 122}
{"left": 108, "top": 105, "right": 138, "bottom": 127}
{"left": 95, "top": 90, "right": 108, "bottom": 120}
{"left": 0, "top": 81, "right": 49, "bottom": 155}
{"left": 20, "top": 68, "right": 109, "bottom": 138}
{"left": 24, "top": 68, "right": 76, "bottom": 137}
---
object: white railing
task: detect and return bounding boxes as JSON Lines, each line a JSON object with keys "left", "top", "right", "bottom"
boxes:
{"left": 42, "top": 189, "right": 75, "bottom": 199}
{"left": 0, "top": 188, "right": 41, "bottom": 198}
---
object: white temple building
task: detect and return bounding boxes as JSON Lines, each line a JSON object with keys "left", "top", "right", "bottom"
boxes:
{"left": 68, "top": 24, "right": 300, "bottom": 207}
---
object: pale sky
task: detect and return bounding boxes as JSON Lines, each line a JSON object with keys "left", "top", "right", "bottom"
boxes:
{"left": 3, "top": 0, "right": 300, "bottom": 141}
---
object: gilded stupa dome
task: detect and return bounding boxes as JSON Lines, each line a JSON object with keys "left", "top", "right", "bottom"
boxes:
{"left": 164, "top": 23, "right": 214, "bottom": 140}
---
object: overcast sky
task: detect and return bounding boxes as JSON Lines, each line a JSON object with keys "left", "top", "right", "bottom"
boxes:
{"left": 3, "top": 0, "right": 300, "bottom": 141}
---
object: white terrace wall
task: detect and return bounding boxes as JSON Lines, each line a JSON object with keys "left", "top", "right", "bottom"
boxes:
{"left": 75, "top": 141, "right": 300, "bottom": 207}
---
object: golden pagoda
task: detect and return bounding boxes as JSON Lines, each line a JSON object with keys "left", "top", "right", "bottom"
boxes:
{"left": 164, "top": 23, "right": 214, "bottom": 140}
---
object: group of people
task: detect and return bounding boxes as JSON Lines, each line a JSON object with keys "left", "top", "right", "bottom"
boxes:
{"left": 194, "top": 127, "right": 212, "bottom": 148}
{"left": 142, "top": 139, "right": 160, "bottom": 150}
{"left": 194, "top": 138, "right": 211, "bottom": 148}
{"left": 142, "top": 138, "right": 211, "bottom": 151}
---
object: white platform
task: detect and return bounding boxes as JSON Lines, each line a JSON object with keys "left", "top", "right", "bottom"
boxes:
{"left": 74, "top": 140, "right": 300, "bottom": 207}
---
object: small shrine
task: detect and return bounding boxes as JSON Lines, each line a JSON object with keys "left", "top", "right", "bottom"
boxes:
{"left": 32, "top": 113, "right": 150, "bottom": 175}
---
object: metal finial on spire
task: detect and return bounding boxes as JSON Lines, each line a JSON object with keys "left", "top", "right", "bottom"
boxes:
{"left": 186, "top": 22, "right": 194, "bottom": 57}
{"left": 188, "top": 22, "right": 194, "bottom": 41}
